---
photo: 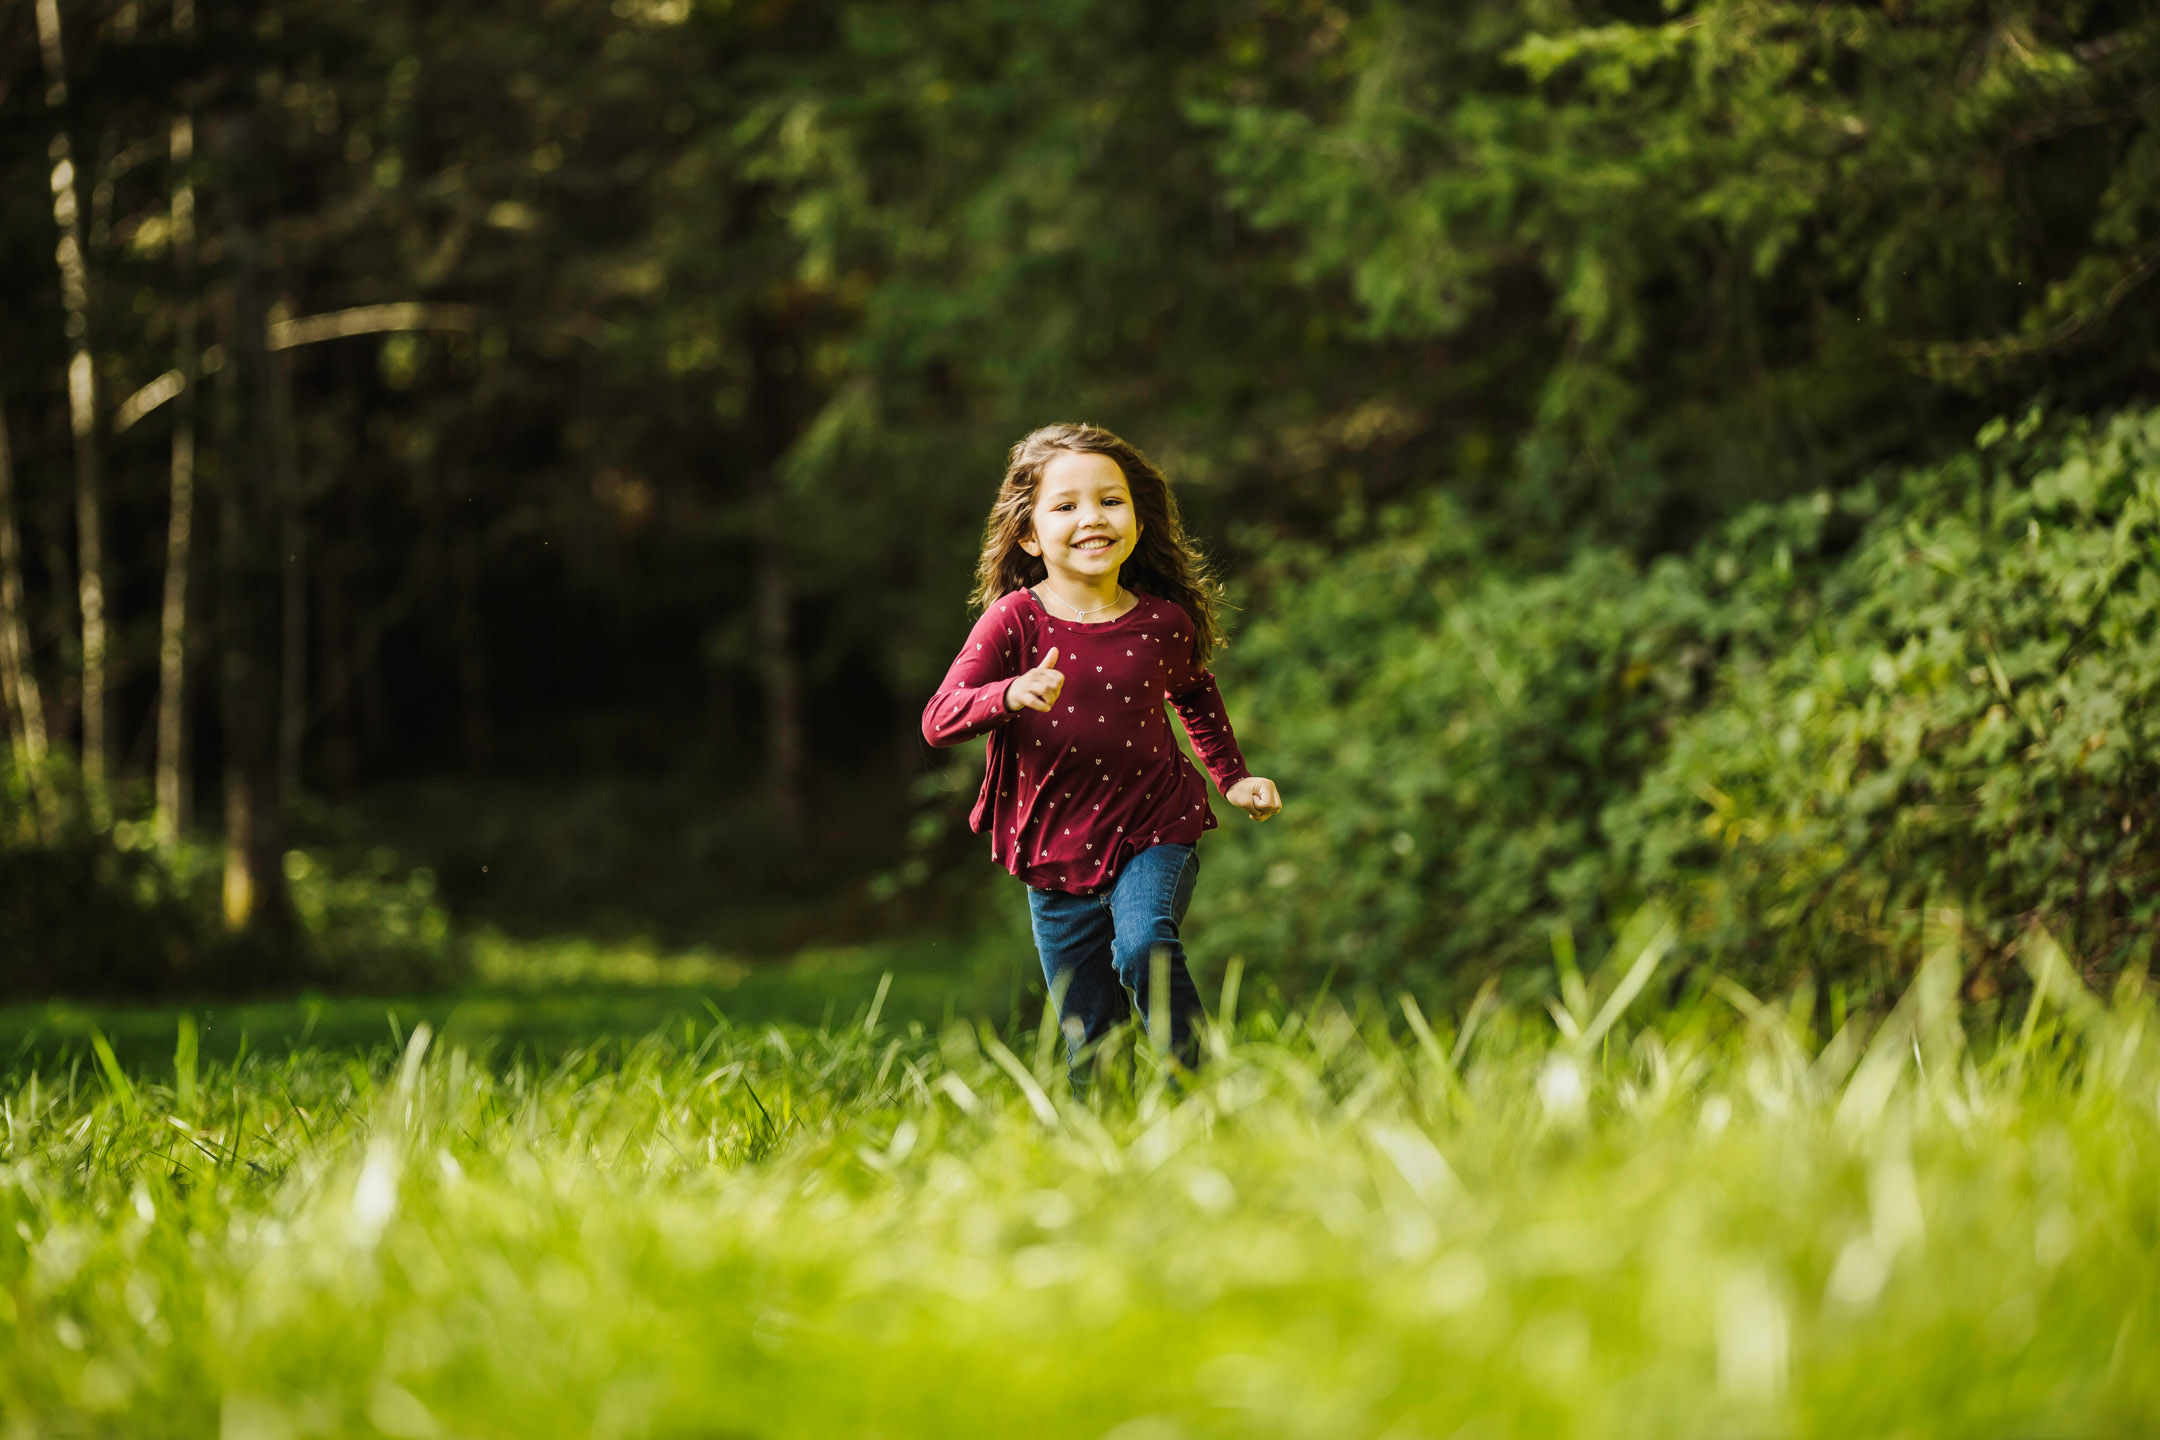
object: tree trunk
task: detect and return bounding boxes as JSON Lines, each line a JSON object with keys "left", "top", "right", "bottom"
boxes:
{"left": 358, "top": 594, "right": 389, "bottom": 758}
{"left": 273, "top": 310, "right": 306, "bottom": 793}
{"left": 747, "top": 318, "right": 804, "bottom": 847}
{"left": 753, "top": 477, "right": 804, "bottom": 847}
{"left": 156, "top": 407, "right": 197, "bottom": 844}
{"left": 35, "top": 0, "right": 109, "bottom": 822}
{"left": 0, "top": 407, "right": 46, "bottom": 762}
{"left": 37, "top": 484, "right": 75, "bottom": 741}
{"left": 319, "top": 530, "right": 358, "bottom": 796}
{"left": 452, "top": 518, "right": 491, "bottom": 768}
{"left": 214, "top": 108, "right": 292, "bottom": 938}
{"left": 155, "top": 7, "right": 199, "bottom": 850}
{"left": 0, "top": 405, "right": 55, "bottom": 834}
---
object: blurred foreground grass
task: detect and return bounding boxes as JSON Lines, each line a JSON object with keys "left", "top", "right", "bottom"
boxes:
{"left": 2, "top": 925, "right": 2156, "bottom": 1438}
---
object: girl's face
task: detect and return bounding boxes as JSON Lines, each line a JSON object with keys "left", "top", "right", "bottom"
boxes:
{"left": 1020, "top": 450, "right": 1142, "bottom": 583}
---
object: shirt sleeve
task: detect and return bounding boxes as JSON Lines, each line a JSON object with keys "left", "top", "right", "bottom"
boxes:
{"left": 1163, "top": 616, "right": 1251, "bottom": 795}
{"left": 922, "top": 601, "right": 1030, "bottom": 748}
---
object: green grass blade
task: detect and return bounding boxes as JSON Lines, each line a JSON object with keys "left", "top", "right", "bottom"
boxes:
{"left": 89, "top": 1030, "right": 137, "bottom": 1120}
{"left": 174, "top": 1014, "right": 198, "bottom": 1115}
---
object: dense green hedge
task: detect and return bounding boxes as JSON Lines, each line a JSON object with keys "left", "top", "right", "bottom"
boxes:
{"left": 1199, "top": 405, "right": 2160, "bottom": 995}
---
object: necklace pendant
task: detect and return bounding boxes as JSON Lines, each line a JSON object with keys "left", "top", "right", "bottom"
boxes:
{"left": 1043, "top": 585, "right": 1123, "bottom": 620}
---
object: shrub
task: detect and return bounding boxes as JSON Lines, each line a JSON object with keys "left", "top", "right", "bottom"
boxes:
{"left": 0, "top": 834, "right": 210, "bottom": 996}
{"left": 282, "top": 846, "right": 458, "bottom": 993}
{"left": 1616, "top": 406, "right": 2160, "bottom": 983}
{"left": 1199, "top": 404, "right": 2160, "bottom": 996}
{"left": 0, "top": 774, "right": 462, "bottom": 997}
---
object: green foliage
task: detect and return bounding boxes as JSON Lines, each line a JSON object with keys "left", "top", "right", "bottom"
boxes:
{"left": 0, "top": 833, "right": 209, "bottom": 996}
{"left": 1618, "top": 405, "right": 2160, "bottom": 978}
{"left": 1203, "top": 405, "right": 2160, "bottom": 993}
{"left": 0, "top": 774, "right": 461, "bottom": 996}
{"left": 1, "top": 963, "right": 2156, "bottom": 1435}
{"left": 743, "top": 0, "right": 1445, "bottom": 700}
{"left": 7, "top": 0, "right": 2157, "bottom": 985}
{"left": 1206, "top": 0, "right": 2160, "bottom": 543}
{"left": 1196, "top": 489, "right": 1843, "bottom": 986}
{"left": 281, "top": 847, "right": 456, "bottom": 993}
{"left": 330, "top": 775, "right": 920, "bottom": 951}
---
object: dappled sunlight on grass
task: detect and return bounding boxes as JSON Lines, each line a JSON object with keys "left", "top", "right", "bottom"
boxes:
{"left": 469, "top": 927, "right": 754, "bottom": 989}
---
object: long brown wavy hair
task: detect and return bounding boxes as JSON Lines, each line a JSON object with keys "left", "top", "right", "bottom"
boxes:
{"left": 970, "top": 423, "right": 1223, "bottom": 664}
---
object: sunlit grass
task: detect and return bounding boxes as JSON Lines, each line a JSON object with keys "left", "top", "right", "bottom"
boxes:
{"left": 2, "top": 929, "right": 2156, "bottom": 1438}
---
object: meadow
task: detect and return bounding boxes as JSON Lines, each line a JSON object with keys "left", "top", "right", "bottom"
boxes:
{"left": 4, "top": 920, "right": 2156, "bottom": 1439}
{"left": 5, "top": 7, "right": 2154, "bottom": 1434}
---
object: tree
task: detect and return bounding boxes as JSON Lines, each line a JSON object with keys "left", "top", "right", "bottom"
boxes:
{"left": 154, "top": 0, "right": 200, "bottom": 850}
{"left": 1205, "top": 0, "right": 2160, "bottom": 548}
{"left": 32, "top": 0, "right": 109, "bottom": 821}
{"left": 0, "top": 402, "right": 53, "bottom": 831}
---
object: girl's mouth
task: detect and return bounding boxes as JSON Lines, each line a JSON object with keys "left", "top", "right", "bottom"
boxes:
{"left": 1073, "top": 537, "right": 1113, "bottom": 552}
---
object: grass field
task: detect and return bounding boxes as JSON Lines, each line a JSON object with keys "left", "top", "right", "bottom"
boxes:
{"left": 3, "top": 925, "right": 2156, "bottom": 1438}
{"left": 0, "top": 925, "right": 1026, "bottom": 1074}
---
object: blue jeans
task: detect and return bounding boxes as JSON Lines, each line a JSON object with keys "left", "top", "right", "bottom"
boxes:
{"left": 1027, "top": 842, "right": 1204, "bottom": 1072}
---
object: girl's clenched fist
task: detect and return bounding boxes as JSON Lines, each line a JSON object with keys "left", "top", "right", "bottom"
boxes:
{"left": 1225, "top": 775, "right": 1283, "bottom": 821}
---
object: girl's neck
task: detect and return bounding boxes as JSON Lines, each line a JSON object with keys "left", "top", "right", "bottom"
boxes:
{"left": 1036, "top": 570, "right": 1128, "bottom": 619}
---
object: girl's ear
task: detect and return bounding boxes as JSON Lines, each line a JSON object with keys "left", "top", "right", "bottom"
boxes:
{"left": 1018, "top": 528, "right": 1042, "bottom": 557}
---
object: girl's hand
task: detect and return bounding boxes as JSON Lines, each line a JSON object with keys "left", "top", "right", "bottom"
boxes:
{"left": 1226, "top": 776, "right": 1282, "bottom": 821}
{"left": 1005, "top": 646, "right": 1065, "bottom": 712}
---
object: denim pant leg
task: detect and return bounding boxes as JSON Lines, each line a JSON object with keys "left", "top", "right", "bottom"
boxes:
{"left": 1027, "top": 884, "right": 1128, "bottom": 1066}
{"left": 1107, "top": 843, "right": 1204, "bottom": 1064}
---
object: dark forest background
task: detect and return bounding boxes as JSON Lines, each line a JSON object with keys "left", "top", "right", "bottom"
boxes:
{"left": 3, "top": 0, "right": 2157, "bottom": 1004}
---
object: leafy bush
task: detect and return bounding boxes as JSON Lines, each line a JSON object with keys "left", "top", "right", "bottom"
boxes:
{"left": 0, "top": 834, "right": 211, "bottom": 996}
{"left": 1617, "top": 406, "right": 2160, "bottom": 982}
{"left": 0, "top": 776, "right": 462, "bottom": 996}
{"left": 1200, "top": 405, "right": 2160, "bottom": 995}
{"left": 281, "top": 847, "right": 458, "bottom": 993}
{"left": 1194, "top": 489, "right": 1845, "bottom": 987}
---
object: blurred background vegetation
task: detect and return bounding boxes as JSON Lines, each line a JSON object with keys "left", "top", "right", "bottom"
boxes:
{"left": 1, "top": 0, "right": 2156, "bottom": 1013}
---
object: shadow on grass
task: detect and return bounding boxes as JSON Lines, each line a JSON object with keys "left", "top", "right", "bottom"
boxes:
{"left": 2, "top": 923, "right": 1039, "bottom": 1073}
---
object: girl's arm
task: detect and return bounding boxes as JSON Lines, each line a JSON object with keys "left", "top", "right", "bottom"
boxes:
{"left": 1165, "top": 625, "right": 1281, "bottom": 820}
{"left": 1165, "top": 670, "right": 1251, "bottom": 797}
{"left": 1175, "top": 630, "right": 1261, "bottom": 798}
{"left": 921, "top": 604, "right": 1031, "bottom": 748}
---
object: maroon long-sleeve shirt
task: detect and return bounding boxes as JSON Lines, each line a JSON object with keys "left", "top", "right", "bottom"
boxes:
{"left": 922, "top": 588, "right": 1250, "bottom": 894}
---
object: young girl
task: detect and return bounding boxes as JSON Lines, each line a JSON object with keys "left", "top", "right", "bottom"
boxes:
{"left": 922, "top": 423, "right": 1282, "bottom": 1073}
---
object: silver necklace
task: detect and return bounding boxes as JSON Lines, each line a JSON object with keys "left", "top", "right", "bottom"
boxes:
{"left": 1038, "top": 585, "right": 1126, "bottom": 619}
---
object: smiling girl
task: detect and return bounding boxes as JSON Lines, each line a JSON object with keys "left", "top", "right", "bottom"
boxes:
{"left": 922, "top": 423, "right": 1281, "bottom": 1075}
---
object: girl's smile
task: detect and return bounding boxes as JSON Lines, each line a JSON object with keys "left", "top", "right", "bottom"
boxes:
{"left": 1021, "top": 451, "right": 1141, "bottom": 583}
